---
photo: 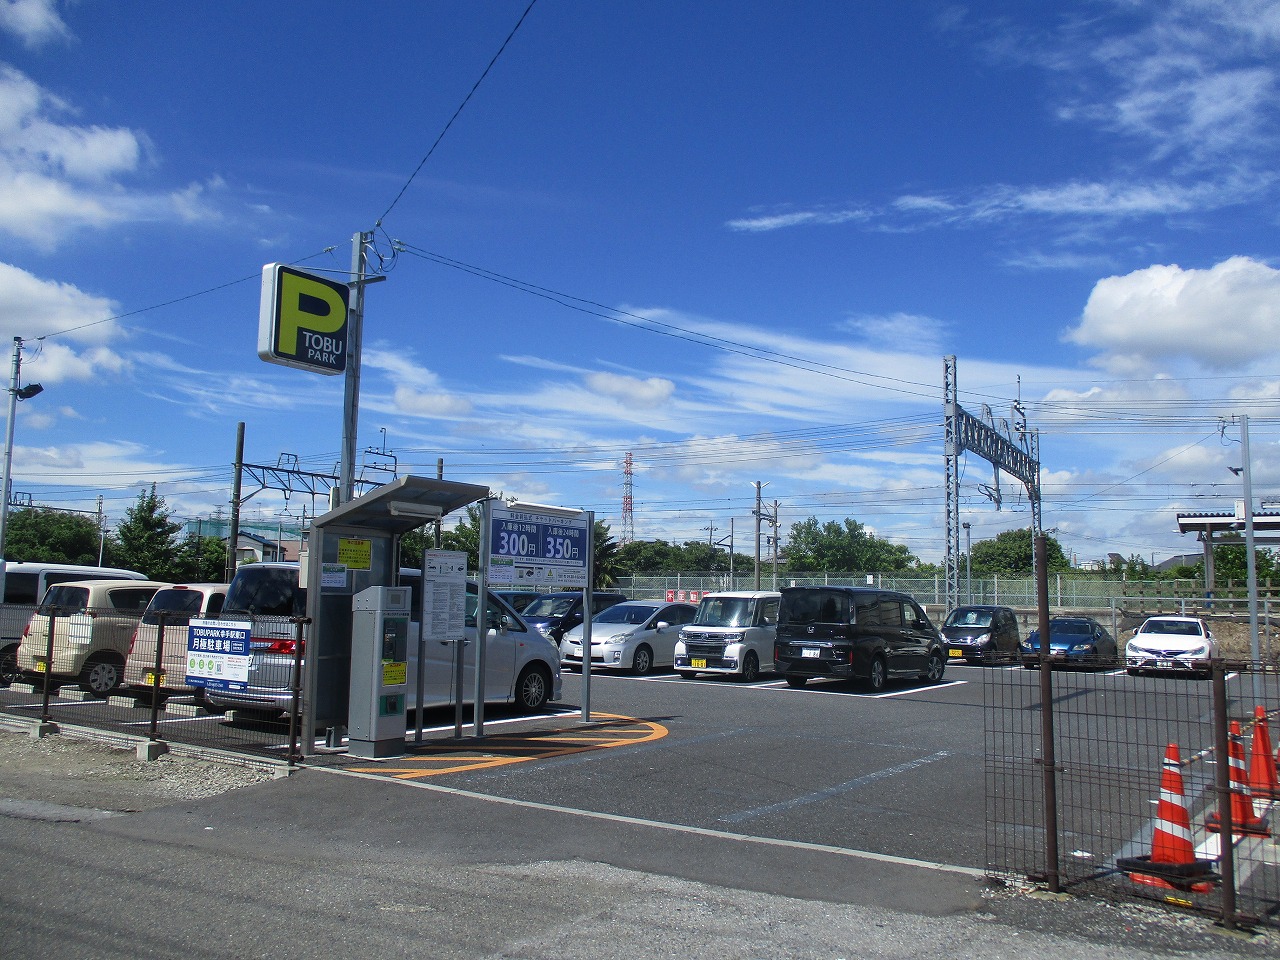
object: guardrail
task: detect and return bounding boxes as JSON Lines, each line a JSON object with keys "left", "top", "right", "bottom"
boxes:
{"left": 986, "top": 656, "right": 1280, "bottom": 931}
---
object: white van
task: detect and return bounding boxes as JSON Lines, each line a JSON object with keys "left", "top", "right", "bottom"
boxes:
{"left": 124, "top": 583, "right": 230, "bottom": 693}
{"left": 201, "top": 563, "right": 562, "bottom": 716}
{"left": 1, "top": 562, "right": 147, "bottom": 684}
{"left": 674, "top": 590, "right": 780, "bottom": 681}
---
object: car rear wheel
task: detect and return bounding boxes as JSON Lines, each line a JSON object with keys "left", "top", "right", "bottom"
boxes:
{"left": 921, "top": 650, "right": 945, "bottom": 683}
{"left": 515, "top": 664, "right": 551, "bottom": 711}
{"left": 738, "top": 651, "right": 760, "bottom": 683}
{"left": 865, "top": 656, "right": 887, "bottom": 693}
{"left": 79, "top": 654, "right": 123, "bottom": 698}
{"left": 631, "top": 645, "right": 654, "bottom": 676}
{"left": 676, "top": 671, "right": 698, "bottom": 680}
{"left": 0, "top": 644, "right": 19, "bottom": 686}
{"left": 784, "top": 674, "right": 807, "bottom": 688}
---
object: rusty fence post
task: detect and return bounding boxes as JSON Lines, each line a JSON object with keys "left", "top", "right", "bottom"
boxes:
{"left": 286, "top": 616, "right": 310, "bottom": 766}
{"left": 147, "top": 611, "right": 166, "bottom": 742}
{"left": 1211, "top": 660, "right": 1237, "bottom": 930}
{"left": 38, "top": 609, "right": 57, "bottom": 723}
{"left": 1035, "top": 535, "right": 1061, "bottom": 893}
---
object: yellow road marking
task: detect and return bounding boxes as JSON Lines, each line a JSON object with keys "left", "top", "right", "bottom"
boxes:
{"left": 346, "top": 712, "right": 668, "bottom": 779}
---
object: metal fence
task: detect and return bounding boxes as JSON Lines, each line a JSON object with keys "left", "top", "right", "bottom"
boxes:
{"left": 986, "top": 657, "right": 1280, "bottom": 931}
{"left": 617, "top": 572, "right": 1274, "bottom": 609}
{"left": 0, "top": 603, "right": 303, "bottom": 763}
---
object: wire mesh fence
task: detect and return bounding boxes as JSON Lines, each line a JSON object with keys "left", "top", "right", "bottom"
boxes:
{"left": 986, "top": 656, "right": 1280, "bottom": 930}
{"left": 0, "top": 602, "right": 303, "bottom": 763}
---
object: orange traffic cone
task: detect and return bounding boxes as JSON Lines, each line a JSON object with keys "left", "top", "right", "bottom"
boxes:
{"left": 1118, "top": 743, "right": 1218, "bottom": 892}
{"left": 1206, "top": 721, "right": 1271, "bottom": 838}
{"left": 1248, "top": 706, "right": 1279, "bottom": 801}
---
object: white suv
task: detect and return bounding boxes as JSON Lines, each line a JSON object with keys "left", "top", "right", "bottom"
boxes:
{"left": 674, "top": 590, "right": 780, "bottom": 681}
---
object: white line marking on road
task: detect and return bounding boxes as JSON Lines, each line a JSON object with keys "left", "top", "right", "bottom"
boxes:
{"left": 312, "top": 764, "right": 986, "bottom": 879}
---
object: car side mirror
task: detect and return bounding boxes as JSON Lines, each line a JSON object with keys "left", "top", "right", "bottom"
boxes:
{"left": 654, "top": 621, "right": 670, "bottom": 630}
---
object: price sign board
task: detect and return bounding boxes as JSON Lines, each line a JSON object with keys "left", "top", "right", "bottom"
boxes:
{"left": 488, "top": 506, "right": 589, "bottom": 589}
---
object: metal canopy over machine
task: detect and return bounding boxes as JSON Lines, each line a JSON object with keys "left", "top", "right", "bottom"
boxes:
{"left": 301, "top": 475, "right": 489, "bottom": 751}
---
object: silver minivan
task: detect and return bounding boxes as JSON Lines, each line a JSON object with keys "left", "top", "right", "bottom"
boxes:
{"left": 674, "top": 590, "right": 780, "bottom": 681}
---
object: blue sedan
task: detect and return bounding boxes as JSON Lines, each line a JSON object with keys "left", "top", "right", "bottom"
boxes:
{"left": 1021, "top": 616, "right": 1118, "bottom": 669}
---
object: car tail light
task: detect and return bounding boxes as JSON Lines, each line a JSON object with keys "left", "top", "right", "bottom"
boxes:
{"left": 129, "top": 629, "right": 138, "bottom": 653}
{"left": 258, "top": 636, "right": 303, "bottom": 656}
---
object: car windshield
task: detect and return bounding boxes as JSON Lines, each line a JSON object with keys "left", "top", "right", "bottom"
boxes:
{"left": 1050, "top": 620, "right": 1091, "bottom": 635}
{"left": 523, "top": 596, "right": 575, "bottom": 618}
{"left": 694, "top": 597, "right": 753, "bottom": 627}
{"left": 945, "top": 609, "right": 992, "bottom": 628}
{"left": 142, "top": 589, "right": 205, "bottom": 624}
{"left": 780, "top": 589, "right": 846, "bottom": 625}
{"left": 224, "top": 568, "right": 305, "bottom": 617}
{"left": 37, "top": 585, "right": 89, "bottom": 615}
{"left": 596, "top": 603, "right": 658, "bottom": 625}
{"left": 1142, "top": 620, "right": 1203, "bottom": 636}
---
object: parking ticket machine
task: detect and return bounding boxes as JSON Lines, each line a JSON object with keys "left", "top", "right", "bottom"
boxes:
{"left": 348, "top": 585, "right": 411, "bottom": 758}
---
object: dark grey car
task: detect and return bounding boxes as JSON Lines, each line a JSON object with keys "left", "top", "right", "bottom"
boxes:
{"left": 941, "top": 605, "right": 1021, "bottom": 663}
{"left": 773, "top": 586, "right": 946, "bottom": 692}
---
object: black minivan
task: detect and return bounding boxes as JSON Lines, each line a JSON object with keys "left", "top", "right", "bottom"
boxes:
{"left": 773, "top": 586, "right": 946, "bottom": 691}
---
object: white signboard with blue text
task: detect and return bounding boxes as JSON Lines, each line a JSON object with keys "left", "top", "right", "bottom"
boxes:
{"left": 185, "top": 619, "right": 252, "bottom": 692}
{"left": 488, "top": 505, "right": 589, "bottom": 589}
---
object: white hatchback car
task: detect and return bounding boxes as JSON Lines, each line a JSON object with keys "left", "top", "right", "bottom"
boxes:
{"left": 560, "top": 600, "right": 697, "bottom": 675}
{"left": 1125, "top": 615, "right": 1216, "bottom": 678}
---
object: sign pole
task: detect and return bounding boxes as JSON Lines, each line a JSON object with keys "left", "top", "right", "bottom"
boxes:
{"left": 474, "top": 498, "right": 491, "bottom": 737}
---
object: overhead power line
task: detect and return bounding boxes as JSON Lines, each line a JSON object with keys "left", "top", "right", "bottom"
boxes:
{"left": 376, "top": 0, "right": 540, "bottom": 228}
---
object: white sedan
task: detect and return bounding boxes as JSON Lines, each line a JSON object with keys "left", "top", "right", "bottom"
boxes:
{"left": 1125, "top": 615, "right": 1216, "bottom": 678}
{"left": 559, "top": 600, "right": 697, "bottom": 675}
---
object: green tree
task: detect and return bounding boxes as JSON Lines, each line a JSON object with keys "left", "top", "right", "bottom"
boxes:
{"left": 3, "top": 507, "right": 108, "bottom": 565}
{"left": 1208, "top": 540, "right": 1278, "bottom": 581}
{"left": 969, "top": 527, "right": 1070, "bottom": 576}
{"left": 783, "top": 517, "right": 917, "bottom": 572}
{"left": 171, "top": 534, "right": 230, "bottom": 583}
{"left": 110, "top": 485, "right": 183, "bottom": 580}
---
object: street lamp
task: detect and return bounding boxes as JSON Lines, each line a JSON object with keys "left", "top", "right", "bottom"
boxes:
{"left": 0, "top": 336, "right": 43, "bottom": 601}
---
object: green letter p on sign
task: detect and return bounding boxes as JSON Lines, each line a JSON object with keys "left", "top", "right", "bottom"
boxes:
{"left": 258, "top": 264, "right": 350, "bottom": 375}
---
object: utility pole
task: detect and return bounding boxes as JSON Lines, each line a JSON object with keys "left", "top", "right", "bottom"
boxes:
{"left": 1238, "top": 415, "right": 1261, "bottom": 700}
{"left": 339, "top": 230, "right": 371, "bottom": 505}
{"left": 771, "top": 499, "right": 780, "bottom": 590}
{"left": 97, "top": 495, "right": 105, "bottom": 566}
{"left": 226, "top": 421, "right": 244, "bottom": 582}
{"left": 753, "top": 481, "right": 764, "bottom": 589}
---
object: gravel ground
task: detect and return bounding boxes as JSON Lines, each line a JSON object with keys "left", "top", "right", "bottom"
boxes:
{"left": 0, "top": 720, "right": 278, "bottom": 813}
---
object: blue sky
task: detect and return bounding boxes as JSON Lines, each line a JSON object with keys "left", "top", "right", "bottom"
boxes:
{"left": 2, "top": 0, "right": 1280, "bottom": 568}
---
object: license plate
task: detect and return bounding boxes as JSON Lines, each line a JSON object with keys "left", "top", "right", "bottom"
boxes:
{"left": 1156, "top": 658, "right": 1173, "bottom": 669}
{"left": 691, "top": 658, "right": 706, "bottom": 668}
{"left": 948, "top": 648, "right": 964, "bottom": 658}
{"left": 34, "top": 660, "right": 47, "bottom": 672}
{"left": 801, "top": 648, "right": 821, "bottom": 659}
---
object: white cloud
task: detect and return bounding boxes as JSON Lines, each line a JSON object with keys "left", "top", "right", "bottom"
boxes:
{"left": 725, "top": 206, "right": 868, "bottom": 232}
{"left": 584, "top": 371, "right": 674, "bottom": 408}
{"left": 362, "top": 346, "right": 473, "bottom": 419}
{"left": 1065, "top": 256, "right": 1280, "bottom": 371}
{"left": 0, "top": 64, "right": 226, "bottom": 249}
{"left": 392, "top": 386, "right": 473, "bottom": 418}
{"left": 839, "top": 313, "right": 947, "bottom": 353}
{"left": 0, "top": 0, "right": 69, "bottom": 48}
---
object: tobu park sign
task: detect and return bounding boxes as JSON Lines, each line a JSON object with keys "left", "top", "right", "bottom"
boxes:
{"left": 258, "top": 263, "right": 350, "bottom": 375}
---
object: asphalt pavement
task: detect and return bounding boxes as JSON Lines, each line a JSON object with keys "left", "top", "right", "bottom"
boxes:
{"left": 2, "top": 668, "right": 1277, "bottom": 958}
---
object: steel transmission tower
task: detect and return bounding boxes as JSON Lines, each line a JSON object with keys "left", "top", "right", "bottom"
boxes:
{"left": 621, "top": 452, "right": 635, "bottom": 544}
{"left": 944, "top": 356, "right": 1041, "bottom": 611}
